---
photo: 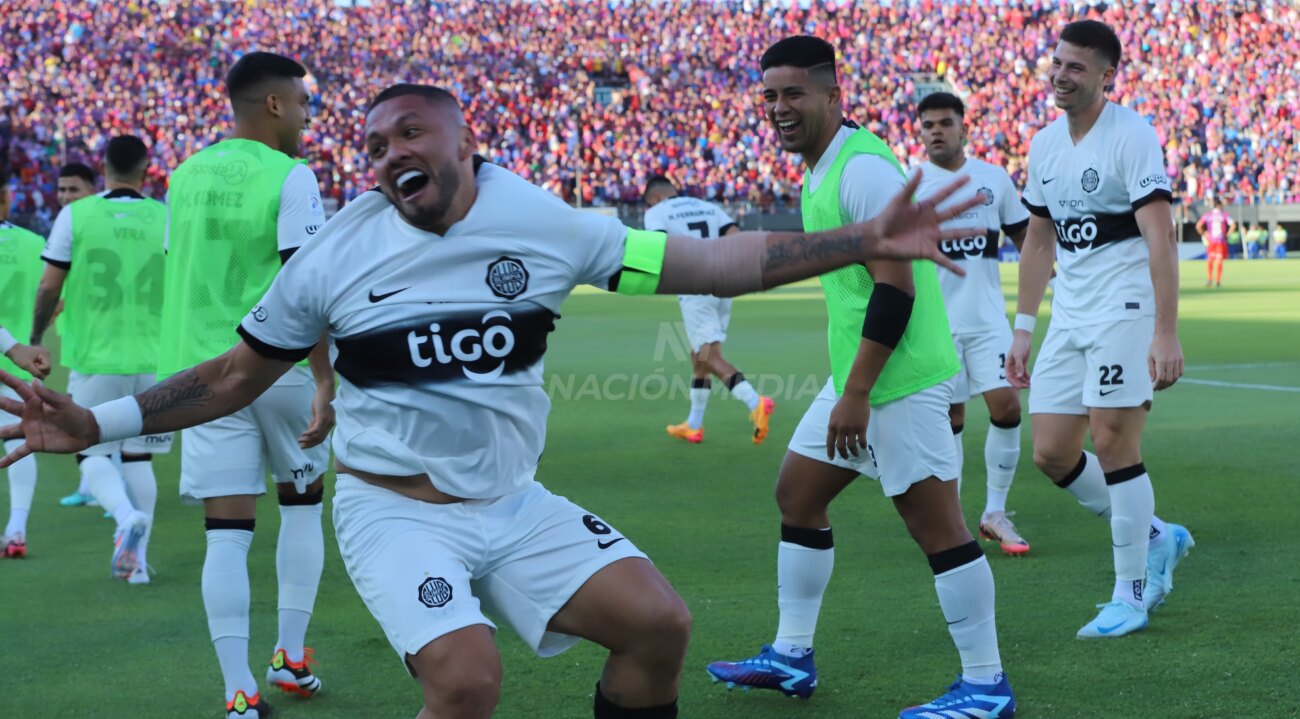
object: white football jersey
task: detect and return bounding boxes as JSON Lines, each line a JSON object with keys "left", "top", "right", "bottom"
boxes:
{"left": 1021, "top": 102, "right": 1173, "bottom": 329}
{"left": 919, "top": 158, "right": 1029, "bottom": 334}
{"left": 238, "top": 161, "right": 631, "bottom": 500}
{"left": 643, "top": 196, "right": 737, "bottom": 240}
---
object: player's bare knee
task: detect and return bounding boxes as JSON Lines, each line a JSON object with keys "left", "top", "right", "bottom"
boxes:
{"left": 948, "top": 402, "right": 965, "bottom": 428}
{"left": 985, "top": 391, "right": 1021, "bottom": 427}
{"left": 410, "top": 632, "right": 501, "bottom": 717}
{"left": 630, "top": 593, "right": 692, "bottom": 668}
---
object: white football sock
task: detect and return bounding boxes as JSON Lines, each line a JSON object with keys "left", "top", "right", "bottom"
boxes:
{"left": 1107, "top": 467, "right": 1155, "bottom": 608}
{"left": 5, "top": 439, "right": 36, "bottom": 537}
{"left": 952, "top": 426, "right": 965, "bottom": 495}
{"left": 203, "top": 527, "right": 257, "bottom": 700}
{"left": 774, "top": 535, "right": 834, "bottom": 651}
{"left": 81, "top": 455, "right": 135, "bottom": 526}
{"left": 934, "top": 552, "right": 1002, "bottom": 681}
{"left": 728, "top": 375, "right": 760, "bottom": 411}
{"left": 687, "top": 383, "right": 710, "bottom": 430}
{"left": 1149, "top": 515, "right": 1168, "bottom": 546}
{"left": 984, "top": 423, "right": 1020, "bottom": 514}
{"left": 276, "top": 504, "right": 324, "bottom": 661}
{"left": 77, "top": 474, "right": 91, "bottom": 497}
{"left": 1060, "top": 451, "right": 1111, "bottom": 519}
{"left": 121, "top": 460, "right": 158, "bottom": 568}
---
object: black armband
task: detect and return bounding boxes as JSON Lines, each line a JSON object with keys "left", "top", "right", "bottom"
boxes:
{"left": 861, "top": 283, "right": 913, "bottom": 349}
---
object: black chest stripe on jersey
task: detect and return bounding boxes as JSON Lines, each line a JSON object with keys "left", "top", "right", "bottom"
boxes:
{"left": 334, "top": 306, "right": 556, "bottom": 386}
{"left": 1053, "top": 211, "right": 1141, "bottom": 253}
{"left": 939, "top": 229, "right": 1001, "bottom": 261}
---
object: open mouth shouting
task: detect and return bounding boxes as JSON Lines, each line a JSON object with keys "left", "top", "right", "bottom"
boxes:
{"left": 394, "top": 167, "right": 431, "bottom": 202}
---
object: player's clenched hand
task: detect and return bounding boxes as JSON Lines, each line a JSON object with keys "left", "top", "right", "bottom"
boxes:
{"left": 0, "top": 370, "right": 98, "bottom": 468}
{"left": 1006, "top": 331, "right": 1033, "bottom": 389}
{"left": 299, "top": 385, "right": 335, "bottom": 449}
{"left": 826, "top": 391, "right": 870, "bottom": 461}
{"left": 1148, "top": 332, "right": 1183, "bottom": 391}
{"left": 4, "top": 344, "right": 51, "bottom": 380}
{"left": 869, "top": 170, "right": 984, "bottom": 276}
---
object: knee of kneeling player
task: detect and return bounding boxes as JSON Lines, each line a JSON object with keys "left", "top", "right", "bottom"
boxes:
{"left": 629, "top": 595, "right": 692, "bottom": 663}
{"left": 413, "top": 648, "right": 502, "bottom": 711}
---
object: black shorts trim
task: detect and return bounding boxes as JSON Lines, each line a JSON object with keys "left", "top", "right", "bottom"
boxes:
{"left": 237, "top": 325, "right": 314, "bottom": 363}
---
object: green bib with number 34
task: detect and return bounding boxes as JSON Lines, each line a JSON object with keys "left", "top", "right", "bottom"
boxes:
{"left": 64, "top": 195, "right": 167, "bottom": 374}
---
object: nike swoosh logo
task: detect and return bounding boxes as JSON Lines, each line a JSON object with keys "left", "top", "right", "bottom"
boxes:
{"left": 946, "top": 616, "right": 968, "bottom": 625}
{"left": 1099, "top": 388, "right": 1121, "bottom": 397}
{"left": 997, "top": 464, "right": 1015, "bottom": 470}
{"left": 1112, "top": 542, "right": 1132, "bottom": 548}
{"left": 1041, "top": 177, "right": 1057, "bottom": 184}
{"left": 1096, "top": 622, "right": 1127, "bottom": 634}
{"left": 368, "top": 287, "right": 411, "bottom": 303}
{"left": 597, "top": 538, "right": 626, "bottom": 550}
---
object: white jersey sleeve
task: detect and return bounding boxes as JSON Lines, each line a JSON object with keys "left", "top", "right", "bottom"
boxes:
{"left": 1118, "top": 122, "right": 1174, "bottom": 209}
{"left": 42, "top": 205, "right": 74, "bottom": 266}
{"left": 277, "top": 164, "right": 326, "bottom": 255}
{"left": 643, "top": 203, "right": 668, "bottom": 233}
{"left": 840, "top": 154, "right": 906, "bottom": 223}
{"left": 569, "top": 208, "right": 632, "bottom": 289}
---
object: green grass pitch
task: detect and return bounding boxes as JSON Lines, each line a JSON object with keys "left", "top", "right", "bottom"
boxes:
{"left": 2, "top": 261, "right": 1297, "bottom": 718}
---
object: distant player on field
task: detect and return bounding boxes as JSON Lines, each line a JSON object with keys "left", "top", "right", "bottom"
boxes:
{"left": 1007, "top": 20, "right": 1194, "bottom": 639}
{"left": 0, "top": 82, "right": 982, "bottom": 719}
{"left": 0, "top": 170, "right": 50, "bottom": 558}
{"left": 643, "top": 176, "right": 775, "bottom": 445}
{"left": 915, "top": 92, "right": 1032, "bottom": 556}
{"left": 1196, "top": 201, "right": 1232, "bottom": 287}
{"left": 30, "top": 135, "right": 170, "bottom": 583}
{"left": 161, "top": 52, "right": 334, "bottom": 717}
{"left": 706, "top": 37, "right": 1016, "bottom": 719}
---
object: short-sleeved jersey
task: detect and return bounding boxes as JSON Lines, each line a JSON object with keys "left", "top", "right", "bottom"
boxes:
{"left": 1021, "top": 102, "right": 1173, "bottom": 329}
{"left": 1200, "top": 209, "right": 1230, "bottom": 244}
{"left": 642, "top": 196, "right": 737, "bottom": 241}
{"left": 237, "top": 162, "right": 632, "bottom": 500}
{"left": 919, "top": 158, "right": 1029, "bottom": 334}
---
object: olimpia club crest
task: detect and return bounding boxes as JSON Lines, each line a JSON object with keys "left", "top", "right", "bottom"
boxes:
{"left": 486, "top": 256, "right": 529, "bottom": 299}
{"left": 1081, "top": 168, "right": 1100, "bottom": 193}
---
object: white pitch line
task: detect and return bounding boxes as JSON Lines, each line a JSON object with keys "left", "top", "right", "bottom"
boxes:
{"left": 1180, "top": 378, "right": 1300, "bottom": 393}
{"left": 1186, "top": 362, "right": 1300, "bottom": 371}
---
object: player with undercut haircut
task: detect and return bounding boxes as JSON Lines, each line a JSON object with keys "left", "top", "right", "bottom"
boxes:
{"left": 705, "top": 36, "right": 1016, "bottom": 719}
{"left": 161, "top": 51, "right": 334, "bottom": 718}
{"left": 32, "top": 135, "right": 170, "bottom": 584}
{"left": 643, "top": 175, "right": 775, "bottom": 445}
{"left": 915, "top": 91, "right": 1032, "bottom": 556}
{"left": 1007, "top": 19, "right": 1194, "bottom": 640}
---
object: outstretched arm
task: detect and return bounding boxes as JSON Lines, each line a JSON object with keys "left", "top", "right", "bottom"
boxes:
{"left": 0, "top": 326, "right": 51, "bottom": 379}
{"left": 0, "top": 342, "right": 293, "bottom": 467}
{"left": 649, "top": 172, "right": 983, "bottom": 297}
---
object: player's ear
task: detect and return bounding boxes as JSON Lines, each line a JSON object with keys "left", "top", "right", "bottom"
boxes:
{"left": 457, "top": 125, "right": 475, "bottom": 162}
{"left": 264, "top": 91, "right": 282, "bottom": 119}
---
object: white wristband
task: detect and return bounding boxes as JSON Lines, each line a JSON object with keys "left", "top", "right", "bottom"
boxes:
{"left": 0, "top": 328, "right": 17, "bottom": 355}
{"left": 1014, "top": 313, "right": 1037, "bottom": 334}
{"left": 90, "top": 396, "right": 144, "bottom": 444}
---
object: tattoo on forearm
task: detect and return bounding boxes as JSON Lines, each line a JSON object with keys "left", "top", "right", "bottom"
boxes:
{"left": 765, "top": 233, "right": 860, "bottom": 271}
{"left": 137, "top": 369, "right": 215, "bottom": 421}
{"left": 30, "top": 288, "right": 60, "bottom": 344}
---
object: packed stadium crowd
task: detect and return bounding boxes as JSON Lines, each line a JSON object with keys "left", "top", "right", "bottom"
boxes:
{"left": 3, "top": 0, "right": 1298, "bottom": 228}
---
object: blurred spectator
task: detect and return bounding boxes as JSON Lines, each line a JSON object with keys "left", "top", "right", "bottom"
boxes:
{"left": 1272, "top": 224, "right": 1289, "bottom": 259}
{"left": 2, "top": 0, "right": 1298, "bottom": 226}
{"left": 1244, "top": 222, "right": 1265, "bottom": 260}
